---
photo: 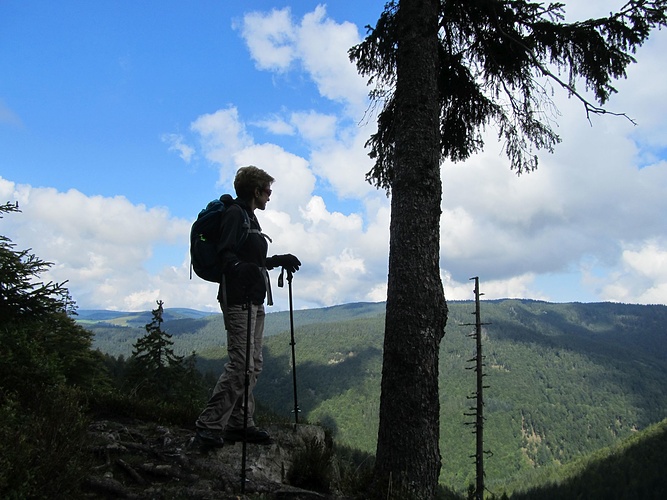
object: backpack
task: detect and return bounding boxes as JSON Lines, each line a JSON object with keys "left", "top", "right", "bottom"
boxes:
{"left": 190, "top": 195, "right": 250, "bottom": 283}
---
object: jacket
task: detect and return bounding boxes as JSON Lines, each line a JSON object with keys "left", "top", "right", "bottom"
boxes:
{"left": 216, "top": 197, "right": 271, "bottom": 306}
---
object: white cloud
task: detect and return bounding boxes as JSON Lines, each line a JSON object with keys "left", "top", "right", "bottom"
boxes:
{"left": 622, "top": 241, "right": 667, "bottom": 279}
{"left": 295, "top": 6, "right": 369, "bottom": 112}
{"left": 214, "top": 2, "right": 667, "bottom": 307}
{"left": 253, "top": 116, "right": 296, "bottom": 136}
{"left": 300, "top": 196, "right": 362, "bottom": 230}
{"left": 237, "top": 8, "right": 296, "bottom": 72}
{"left": 238, "top": 5, "right": 368, "bottom": 116}
{"left": 191, "top": 106, "right": 253, "bottom": 183}
{"left": 5, "top": 2, "right": 667, "bottom": 314}
{"left": 3, "top": 151, "right": 601, "bottom": 313}
{"left": 234, "top": 5, "right": 379, "bottom": 199}
{"left": 161, "top": 133, "right": 195, "bottom": 163}
{"left": 593, "top": 240, "right": 667, "bottom": 304}
{"left": 0, "top": 177, "right": 214, "bottom": 312}
{"left": 309, "top": 122, "right": 378, "bottom": 198}
{"left": 431, "top": 61, "right": 667, "bottom": 302}
{"left": 234, "top": 142, "right": 316, "bottom": 214}
{"left": 261, "top": 192, "right": 387, "bottom": 310}
{"left": 179, "top": 98, "right": 388, "bottom": 312}
{"left": 290, "top": 111, "right": 337, "bottom": 143}
{"left": 442, "top": 271, "right": 546, "bottom": 303}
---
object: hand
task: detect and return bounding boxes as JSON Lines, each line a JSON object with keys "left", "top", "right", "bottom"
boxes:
{"left": 269, "top": 254, "right": 301, "bottom": 273}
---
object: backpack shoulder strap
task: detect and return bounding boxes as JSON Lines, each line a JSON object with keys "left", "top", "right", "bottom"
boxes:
{"left": 224, "top": 199, "right": 273, "bottom": 244}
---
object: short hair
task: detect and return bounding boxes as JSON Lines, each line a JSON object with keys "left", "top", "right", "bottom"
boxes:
{"left": 234, "top": 166, "right": 274, "bottom": 200}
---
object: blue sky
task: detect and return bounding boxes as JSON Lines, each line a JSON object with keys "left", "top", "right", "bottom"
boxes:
{"left": 2, "top": 1, "right": 666, "bottom": 312}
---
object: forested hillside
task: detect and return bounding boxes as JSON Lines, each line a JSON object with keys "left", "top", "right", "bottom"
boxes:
{"left": 86, "top": 302, "right": 387, "bottom": 358}
{"left": 85, "top": 299, "right": 667, "bottom": 493}
{"left": 508, "top": 417, "right": 667, "bottom": 499}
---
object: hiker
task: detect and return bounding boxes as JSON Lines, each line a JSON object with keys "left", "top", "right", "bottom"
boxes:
{"left": 194, "top": 165, "right": 301, "bottom": 448}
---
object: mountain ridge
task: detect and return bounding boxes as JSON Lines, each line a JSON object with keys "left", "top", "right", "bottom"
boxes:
{"left": 83, "top": 299, "right": 667, "bottom": 492}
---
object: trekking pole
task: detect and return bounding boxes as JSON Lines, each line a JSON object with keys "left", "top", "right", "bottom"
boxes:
{"left": 279, "top": 267, "right": 300, "bottom": 428}
{"left": 241, "top": 298, "right": 252, "bottom": 493}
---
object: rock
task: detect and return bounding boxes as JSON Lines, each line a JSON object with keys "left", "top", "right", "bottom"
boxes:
{"left": 83, "top": 419, "right": 347, "bottom": 499}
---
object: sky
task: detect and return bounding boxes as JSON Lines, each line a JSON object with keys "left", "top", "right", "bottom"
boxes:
{"left": 1, "top": 1, "right": 666, "bottom": 313}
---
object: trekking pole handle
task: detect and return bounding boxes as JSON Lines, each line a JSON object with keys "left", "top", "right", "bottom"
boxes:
{"left": 277, "top": 266, "right": 294, "bottom": 288}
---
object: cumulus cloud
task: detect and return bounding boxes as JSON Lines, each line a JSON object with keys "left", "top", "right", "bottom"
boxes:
{"left": 234, "top": 142, "right": 316, "bottom": 211}
{"left": 290, "top": 111, "right": 337, "bottom": 143}
{"left": 189, "top": 3, "right": 667, "bottom": 307}
{"left": 295, "top": 6, "right": 369, "bottom": 111}
{"left": 191, "top": 107, "right": 254, "bottom": 184}
{"left": 0, "top": 177, "right": 214, "bottom": 312}
{"left": 252, "top": 116, "right": 296, "bottom": 136}
{"left": 234, "top": 6, "right": 380, "bottom": 199}
{"left": 443, "top": 271, "right": 547, "bottom": 303}
{"left": 4, "top": 2, "right": 667, "bottom": 314}
{"left": 161, "top": 133, "right": 195, "bottom": 163}
{"left": 432, "top": 68, "right": 667, "bottom": 302}
{"left": 308, "top": 123, "right": 378, "bottom": 198}
{"left": 236, "top": 8, "right": 296, "bottom": 72}
{"left": 593, "top": 239, "right": 667, "bottom": 304}
{"left": 238, "top": 4, "right": 369, "bottom": 116}
{"left": 178, "top": 102, "right": 388, "bottom": 311}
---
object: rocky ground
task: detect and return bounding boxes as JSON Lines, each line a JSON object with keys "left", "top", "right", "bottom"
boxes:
{"left": 83, "top": 419, "right": 350, "bottom": 499}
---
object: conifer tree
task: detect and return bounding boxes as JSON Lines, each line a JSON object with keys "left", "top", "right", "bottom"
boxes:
{"left": 349, "top": 1, "right": 667, "bottom": 498}
{"left": 0, "top": 202, "right": 74, "bottom": 322}
{"left": 125, "top": 300, "right": 185, "bottom": 400}
{"left": 0, "top": 201, "right": 105, "bottom": 391}
{"left": 0, "top": 202, "right": 107, "bottom": 497}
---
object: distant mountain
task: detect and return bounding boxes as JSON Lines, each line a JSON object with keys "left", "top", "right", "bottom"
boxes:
{"left": 77, "top": 307, "right": 215, "bottom": 326}
{"left": 84, "top": 299, "right": 667, "bottom": 493}
{"left": 82, "top": 302, "right": 386, "bottom": 357}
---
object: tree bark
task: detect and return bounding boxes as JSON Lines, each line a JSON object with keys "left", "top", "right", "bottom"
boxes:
{"left": 373, "top": 0, "right": 447, "bottom": 498}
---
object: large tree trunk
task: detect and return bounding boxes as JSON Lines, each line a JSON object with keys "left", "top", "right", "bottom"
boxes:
{"left": 373, "top": 0, "right": 447, "bottom": 498}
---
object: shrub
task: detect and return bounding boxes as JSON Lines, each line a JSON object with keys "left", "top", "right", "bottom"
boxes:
{"left": 0, "top": 386, "right": 89, "bottom": 499}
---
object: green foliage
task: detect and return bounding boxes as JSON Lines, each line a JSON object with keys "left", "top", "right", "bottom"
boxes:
{"left": 442, "top": 300, "right": 667, "bottom": 491}
{"left": 84, "top": 302, "right": 384, "bottom": 358}
{"left": 87, "top": 386, "right": 204, "bottom": 427}
{"left": 287, "top": 434, "right": 336, "bottom": 493}
{"left": 0, "top": 203, "right": 76, "bottom": 320}
{"left": 505, "top": 418, "right": 667, "bottom": 499}
{"left": 89, "top": 351, "right": 207, "bottom": 427}
{"left": 0, "top": 385, "right": 90, "bottom": 499}
{"left": 252, "top": 300, "right": 666, "bottom": 493}
{"left": 123, "top": 300, "right": 186, "bottom": 399}
{"left": 85, "top": 298, "right": 667, "bottom": 494}
{"left": 95, "top": 301, "right": 210, "bottom": 425}
{"left": 0, "top": 203, "right": 114, "bottom": 497}
{"left": 349, "top": 0, "right": 667, "bottom": 191}
{"left": 334, "top": 443, "right": 376, "bottom": 497}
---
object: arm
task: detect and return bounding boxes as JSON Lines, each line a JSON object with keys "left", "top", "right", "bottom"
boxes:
{"left": 217, "top": 205, "right": 246, "bottom": 274}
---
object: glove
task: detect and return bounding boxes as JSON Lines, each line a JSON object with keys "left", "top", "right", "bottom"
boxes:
{"left": 267, "top": 254, "right": 301, "bottom": 273}
{"left": 232, "top": 262, "right": 266, "bottom": 303}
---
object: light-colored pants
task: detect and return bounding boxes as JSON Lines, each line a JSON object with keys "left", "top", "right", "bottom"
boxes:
{"left": 196, "top": 303, "right": 265, "bottom": 431}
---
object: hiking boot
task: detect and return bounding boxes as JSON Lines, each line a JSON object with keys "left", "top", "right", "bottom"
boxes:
{"left": 194, "top": 428, "right": 225, "bottom": 449}
{"left": 224, "top": 426, "right": 272, "bottom": 444}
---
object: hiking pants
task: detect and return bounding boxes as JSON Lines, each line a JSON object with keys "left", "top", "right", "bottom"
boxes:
{"left": 196, "top": 303, "right": 265, "bottom": 432}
